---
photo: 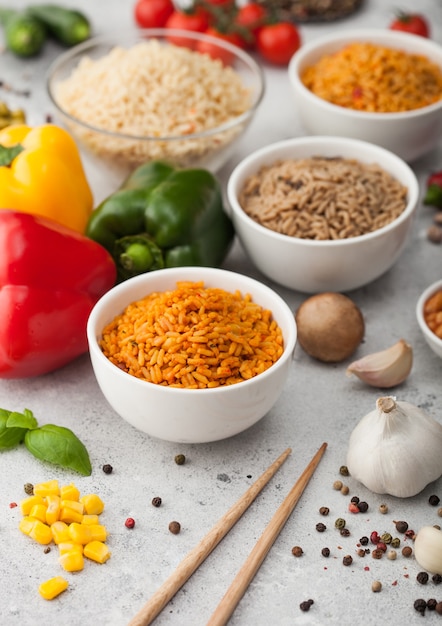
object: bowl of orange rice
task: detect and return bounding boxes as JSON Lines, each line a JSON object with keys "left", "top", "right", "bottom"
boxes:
{"left": 87, "top": 266, "right": 297, "bottom": 443}
{"left": 288, "top": 29, "right": 442, "bottom": 162}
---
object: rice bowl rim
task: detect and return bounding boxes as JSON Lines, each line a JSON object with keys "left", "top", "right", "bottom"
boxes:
{"left": 87, "top": 267, "right": 297, "bottom": 395}
{"left": 46, "top": 28, "right": 266, "bottom": 143}
{"left": 227, "top": 135, "right": 420, "bottom": 248}
{"left": 288, "top": 28, "right": 442, "bottom": 120}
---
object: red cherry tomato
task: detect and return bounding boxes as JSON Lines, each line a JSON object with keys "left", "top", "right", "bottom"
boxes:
{"left": 197, "top": 27, "right": 244, "bottom": 64}
{"left": 235, "top": 3, "right": 268, "bottom": 48}
{"left": 202, "top": 0, "right": 235, "bottom": 5}
{"left": 389, "top": 12, "right": 430, "bottom": 38}
{"left": 134, "top": 0, "right": 174, "bottom": 28}
{"left": 165, "top": 9, "right": 210, "bottom": 48}
{"left": 256, "top": 22, "right": 301, "bottom": 66}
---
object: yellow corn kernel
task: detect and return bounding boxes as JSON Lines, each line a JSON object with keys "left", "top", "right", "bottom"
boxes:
{"left": 20, "top": 495, "right": 45, "bottom": 516}
{"left": 59, "top": 549, "right": 84, "bottom": 572}
{"left": 51, "top": 520, "right": 70, "bottom": 544}
{"left": 80, "top": 494, "right": 104, "bottom": 515}
{"left": 45, "top": 495, "right": 61, "bottom": 525}
{"left": 60, "top": 483, "right": 80, "bottom": 502}
{"left": 19, "top": 516, "right": 37, "bottom": 536}
{"left": 61, "top": 500, "right": 84, "bottom": 515}
{"left": 88, "top": 524, "right": 107, "bottom": 542}
{"left": 29, "top": 520, "right": 53, "bottom": 545}
{"left": 81, "top": 514, "right": 99, "bottom": 525}
{"left": 29, "top": 503, "right": 48, "bottom": 523}
{"left": 33, "top": 479, "right": 60, "bottom": 498}
{"left": 59, "top": 507, "right": 83, "bottom": 524}
{"left": 68, "top": 522, "right": 92, "bottom": 545}
{"left": 38, "top": 576, "right": 68, "bottom": 600}
{"left": 83, "top": 540, "right": 111, "bottom": 564}
{"left": 58, "top": 542, "right": 83, "bottom": 556}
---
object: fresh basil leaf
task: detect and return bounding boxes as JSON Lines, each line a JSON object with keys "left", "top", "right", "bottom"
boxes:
{"left": 7, "top": 408, "right": 38, "bottom": 430}
{"left": 0, "top": 408, "right": 28, "bottom": 449}
{"left": 0, "top": 143, "right": 24, "bottom": 167}
{"left": 25, "top": 424, "right": 92, "bottom": 476}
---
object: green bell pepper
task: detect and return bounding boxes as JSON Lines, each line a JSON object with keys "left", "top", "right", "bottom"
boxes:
{"left": 86, "top": 161, "right": 235, "bottom": 282}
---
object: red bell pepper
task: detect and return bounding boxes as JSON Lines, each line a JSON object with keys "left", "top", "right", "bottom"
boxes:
{"left": 0, "top": 210, "right": 116, "bottom": 378}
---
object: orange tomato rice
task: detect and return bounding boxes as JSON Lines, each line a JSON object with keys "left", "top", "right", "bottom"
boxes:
{"left": 301, "top": 42, "right": 442, "bottom": 112}
{"left": 100, "top": 281, "right": 284, "bottom": 388}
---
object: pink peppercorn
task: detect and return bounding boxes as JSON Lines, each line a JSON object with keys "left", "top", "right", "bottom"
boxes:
{"left": 125, "top": 517, "right": 135, "bottom": 529}
{"left": 370, "top": 531, "right": 380, "bottom": 544}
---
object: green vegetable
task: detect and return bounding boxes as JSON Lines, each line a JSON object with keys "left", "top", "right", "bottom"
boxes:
{"left": 25, "top": 424, "right": 92, "bottom": 476}
{"left": 27, "top": 4, "right": 91, "bottom": 46}
{"left": 0, "top": 9, "right": 46, "bottom": 57}
{"left": 86, "top": 161, "right": 235, "bottom": 283}
{"left": 0, "top": 407, "right": 91, "bottom": 475}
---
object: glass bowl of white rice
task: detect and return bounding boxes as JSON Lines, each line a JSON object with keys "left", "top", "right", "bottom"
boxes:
{"left": 47, "top": 28, "right": 265, "bottom": 201}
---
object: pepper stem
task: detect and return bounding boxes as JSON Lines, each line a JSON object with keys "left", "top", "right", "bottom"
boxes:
{"left": 114, "top": 234, "right": 164, "bottom": 282}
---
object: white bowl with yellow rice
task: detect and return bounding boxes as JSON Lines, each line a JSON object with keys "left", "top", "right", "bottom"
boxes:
{"left": 87, "top": 266, "right": 297, "bottom": 443}
{"left": 288, "top": 29, "right": 442, "bottom": 162}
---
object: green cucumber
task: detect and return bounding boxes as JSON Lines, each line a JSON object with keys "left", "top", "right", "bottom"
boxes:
{"left": 0, "top": 9, "right": 46, "bottom": 57}
{"left": 26, "top": 4, "right": 91, "bottom": 47}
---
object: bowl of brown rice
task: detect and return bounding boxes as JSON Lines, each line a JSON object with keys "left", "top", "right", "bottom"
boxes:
{"left": 227, "top": 135, "right": 419, "bottom": 293}
{"left": 288, "top": 29, "right": 442, "bottom": 162}
{"left": 47, "top": 29, "right": 265, "bottom": 196}
{"left": 87, "top": 266, "right": 297, "bottom": 443}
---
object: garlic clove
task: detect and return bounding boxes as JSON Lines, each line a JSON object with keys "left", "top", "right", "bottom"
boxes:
{"left": 414, "top": 526, "right": 442, "bottom": 574}
{"left": 346, "top": 339, "right": 412, "bottom": 388}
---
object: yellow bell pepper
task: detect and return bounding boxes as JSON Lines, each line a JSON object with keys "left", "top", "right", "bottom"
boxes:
{"left": 0, "top": 124, "right": 93, "bottom": 233}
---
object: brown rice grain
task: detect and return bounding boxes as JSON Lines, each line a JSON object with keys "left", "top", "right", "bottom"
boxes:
{"left": 239, "top": 156, "right": 408, "bottom": 240}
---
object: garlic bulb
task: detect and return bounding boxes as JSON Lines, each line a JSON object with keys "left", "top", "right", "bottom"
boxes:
{"left": 415, "top": 526, "right": 442, "bottom": 574}
{"left": 346, "top": 339, "right": 412, "bottom": 388}
{"left": 346, "top": 396, "right": 442, "bottom": 497}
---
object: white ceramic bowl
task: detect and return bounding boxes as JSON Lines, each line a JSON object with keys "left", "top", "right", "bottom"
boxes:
{"left": 47, "top": 29, "right": 264, "bottom": 179}
{"left": 288, "top": 29, "right": 442, "bottom": 162}
{"left": 227, "top": 135, "right": 419, "bottom": 293}
{"left": 416, "top": 279, "right": 442, "bottom": 359}
{"left": 87, "top": 267, "right": 297, "bottom": 443}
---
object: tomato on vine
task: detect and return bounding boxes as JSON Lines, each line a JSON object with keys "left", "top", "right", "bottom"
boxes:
{"left": 389, "top": 12, "right": 430, "bottom": 38}
{"left": 196, "top": 26, "right": 244, "bottom": 64}
{"left": 257, "top": 22, "right": 301, "bottom": 65}
{"left": 234, "top": 3, "right": 267, "bottom": 48}
{"left": 134, "top": 0, "right": 174, "bottom": 28}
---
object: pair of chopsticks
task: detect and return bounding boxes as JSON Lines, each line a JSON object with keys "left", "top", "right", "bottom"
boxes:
{"left": 127, "top": 442, "right": 327, "bottom": 626}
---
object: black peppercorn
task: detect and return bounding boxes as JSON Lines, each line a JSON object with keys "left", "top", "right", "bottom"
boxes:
{"left": 395, "top": 520, "right": 408, "bottom": 533}
{"left": 359, "top": 536, "right": 369, "bottom": 546}
{"left": 102, "top": 464, "right": 113, "bottom": 474}
{"left": 432, "top": 573, "right": 442, "bottom": 585}
{"left": 416, "top": 571, "right": 429, "bottom": 585}
{"left": 319, "top": 506, "right": 329, "bottom": 516}
{"left": 169, "top": 521, "right": 181, "bottom": 534}
{"left": 321, "top": 547, "right": 330, "bottom": 557}
{"left": 292, "top": 546, "right": 303, "bottom": 557}
{"left": 357, "top": 501, "right": 369, "bottom": 513}
{"left": 350, "top": 496, "right": 360, "bottom": 504}
{"left": 316, "top": 522, "right": 327, "bottom": 533}
{"left": 151, "top": 497, "right": 162, "bottom": 508}
{"left": 429, "top": 494, "right": 440, "bottom": 506}
{"left": 427, "top": 599, "right": 437, "bottom": 611}
{"left": 436, "top": 602, "right": 442, "bottom": 615}
{"left": 340, "top": 528, "right": 350, "bottom": 537}
{"left": 300, "top": 599, "right": 313, "bottom": 612}
{"left": 174, "top": 454, "right": 186, "bottom": 465}
{"left": 43, "top": 546, "right": 51, "bottom": 554}
{"left": 343, "top": 555, "right": 353, "bottom": 566}
{"left": 414, "top": 599, "right": 427, "bottom": 616}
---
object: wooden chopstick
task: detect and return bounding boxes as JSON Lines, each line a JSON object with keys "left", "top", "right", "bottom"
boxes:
{"left": 127, "top": 447, "right": 292, "bottom": 626}
{"left": 206, "top": 442, "right": 328, "bottom": 626}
